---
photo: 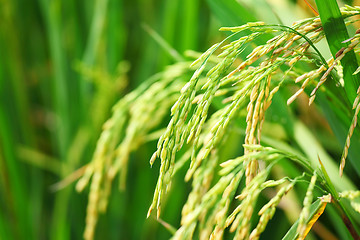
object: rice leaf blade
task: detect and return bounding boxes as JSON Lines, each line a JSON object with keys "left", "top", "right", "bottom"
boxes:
{"left": 315, "top": 0, "right": 360, "bottom": 103}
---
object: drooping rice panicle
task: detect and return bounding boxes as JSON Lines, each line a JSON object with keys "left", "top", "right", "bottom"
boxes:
{"left": 144, "top": 6, "right": 360, "bottom": 239}
{"left": 249, "top": 181, "right": 295, "bottom": 240}
{"left": 75, "top": 63, "right": 190, "bottom": 239}
{"left": 297, "top": 171, "right": 317, "bottom": 240}
{"left": 340, "top": 84, "right": 360, "bottom": 176}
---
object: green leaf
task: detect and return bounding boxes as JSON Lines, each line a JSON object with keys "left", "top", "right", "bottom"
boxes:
{"left": 206, "top": 0, "right": 257, "bottom": 27}
{"left": 315, "top": 0, "right": 360, "bottom": 103}
{"left": 293, "top": 121, "right": 355, "bottom": 191}
{"left": 282, "top": 199, "right": 323, "bottom": 240}
{"left": 206, "top": 0, "right": 272, "bottom": 46}
{"left": 317, "top": 92, "right": 360, "bottom": 179}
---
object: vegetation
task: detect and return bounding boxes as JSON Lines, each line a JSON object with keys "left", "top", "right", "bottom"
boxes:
{"left": 2, "top": 0, "right": 360, "bottom": 239}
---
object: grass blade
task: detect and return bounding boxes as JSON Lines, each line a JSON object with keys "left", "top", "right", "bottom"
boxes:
{"left": 282, "top": 199, "right": 324, "bottom": 240}
{"left": 0, "top": 107, "right": 33, "bottom": 240}
{"left": 315, "top": 0, "right": 359, "bottom": 103}
{"left": 206, "top": 0, "right": 257, "bottom": 26}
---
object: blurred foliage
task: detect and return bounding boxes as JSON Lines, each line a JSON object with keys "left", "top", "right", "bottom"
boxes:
{"left": 1, "top": 0, "right": 360, "bottom": 240}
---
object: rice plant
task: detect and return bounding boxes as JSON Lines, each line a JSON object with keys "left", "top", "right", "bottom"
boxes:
{"left": 4, "top": 0, "right": 360, "bottom": 239}
{"left": 143, "top": 1, "right": 360, "bottom": 239}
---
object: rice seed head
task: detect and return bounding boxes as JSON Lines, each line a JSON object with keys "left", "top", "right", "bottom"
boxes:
{"left": 340, "top": 99, "right": 360, "bottom": 176}
{"left": 340, "top": 190, "right": 360, "bottom": 199}
{"left": 297, "top": 172, "right": 317, "bottom": 239}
